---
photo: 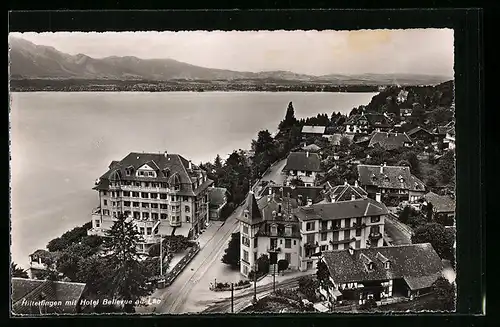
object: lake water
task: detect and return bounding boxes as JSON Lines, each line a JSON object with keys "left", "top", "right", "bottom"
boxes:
{"left": 9, "top": 91, "right": 376, "bottom": 268}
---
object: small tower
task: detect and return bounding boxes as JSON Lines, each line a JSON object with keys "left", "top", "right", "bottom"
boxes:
{"left": 237, "top": 191, "right": 262, "bottom": 277}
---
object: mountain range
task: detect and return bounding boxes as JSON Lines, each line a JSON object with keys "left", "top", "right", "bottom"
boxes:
{"left": 8, "top": 37, "right": 452, "bottom": 85}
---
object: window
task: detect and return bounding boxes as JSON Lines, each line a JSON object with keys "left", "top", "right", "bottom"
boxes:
{"left": 241, "top": 236, "right": 250, "bottom": 247}
{"left": 280, "top": 239, "right": 283, "bottom": 245}
{"left": 186, "top": 216, "right": 190, "bottom": 223}
{"left": 124, "top": 201, "right": 131, "bottom": 207}
{"left": 185, "top": 205, "right": 190, "bottom": 213}
{"left": 111, "top": 201, "right": 116, "bottom": 207}
{"left": 123, "top": 191, "right": 130, "bottom": 197}
{"left": 133, "top": 202, "right": 139, "bottom": 207}
{"left": 321, "top": 221, "right": 328, "bottom": 231}
{"left": 306, "top": 234, "right": 315, "bottom": 244}
{"left": 133, "top": 212, "right": 140, "bottom": 219}
{"left": 171, "top": 196, "right": 175, "bottom": 201}
{"left": 355, "top": 240, "right": 361, "bottom": 248}
{"left": 343, "top": 230, "right": 350, "bottom": 240}
{"left": 305, "top": 171, "right": 312, "bottom": 177}
{"left": 271, "top": 225, "right": 277, "bottom": 235}
{"left": 293, "top": 240, "right": 296, "bottom": 246}
{"left": 371, "top": 216, "right": 381, "bottom": 223}
{"left": 333, "top": 232, "right": 339, "bottom": 241}
{"left": 134, "top": 182, "right": 140, "bottom": 187}
{"left": 161, "top": 214, "right": 168, "bottom": 220}
{"left": 142, "top": 203, "right": 149, "bottom": 208}
{"left": 243, "top": 250, "right": 249, "bottom": 262}
{"left": 183, "top": 196, "right": 188, "bottom": 202}
{"left": 141, "top": 192, "right": 149, "bottom": 199}
{"left": 102, "top": 191, "right": 108, "bottom": 196}
{"left": 160, "top": 204, "right": 168, "bottom": 209}
{"left": 285, "top": 239, "right": 292, "bottom": 248}
{"left": 243, "top": 265, "right": 249, "bottom": 276}
{"left": 254, "top": 252, "right": 258, "bottom": 262}
{"left": 356, "top": 228, "right": 362, "bottom": 237}
{"left": 94, "top": 220, "right": 100, "bottom": 228}
{"left": 285, "top": 253, "right": 291, "bottom": 264}
{"left": 151, "top": 203, "right": 158, "bottom": 209}
{"left": 385, "top": 261, "right": 391, "bottom": 269}
{"left": 243, "top": 225, "right": 249, "bottom": 235}
{"left": 254, "top": 238, "right": 258, "bottom": 248}
{"left": 103, "top": 209, "right": 110, "bottom": 215}
{"left": 132, "top": 192, "right": 139, "bottom": 198}
{"left": 307, "top": 262, "right": 313, "bottom": 270}
{"left": 142, "top": 212, "right": 149, "bottom": 219}
{"left": 320, "top": 245, "right": 328, "bottom": 251}
{"left": 370, "top": 225, "right": 380, "bottom": 234}
{"left": 285, "top": 226, "right": 292, "bottom": 236}
{"left": 103, "top": 200, "right": 108, "bottom": 206}
{"left": 146, "top": 227, "right": 152, "bottom": 235}
{"left": 321, "top": 233, "right": 327, "bottom": 241}
{"left": 306, "top": 222, "right": 315, "bottom": 231}
{"left": 160, "top": 193, "right": 168, "bottom": 200}
{"left": 150, "top": 193, "right": 158, "bottom": 199}
{"left": 333, "top": 244, "right": 339, "bottom": 250}
{"left": 139, "top": 227, "right": 145, "bottom": 234}
{"left": 144, "top": 182, "right": 150, "bottom": 187}
{"left": 152, "top": 213, "right": 158, "bottom": 220}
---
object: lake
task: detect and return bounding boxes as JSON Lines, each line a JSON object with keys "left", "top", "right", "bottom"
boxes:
{"left": 9, "top": 91, "right": 377, "bottom": 268}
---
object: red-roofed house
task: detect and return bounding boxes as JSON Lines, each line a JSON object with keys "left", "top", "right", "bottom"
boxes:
{"left": 89, "top": 151, "right": 213, "bottom": 254}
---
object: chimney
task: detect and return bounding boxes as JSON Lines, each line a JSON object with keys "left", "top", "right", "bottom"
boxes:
{"left": 351, "top": 194, "right": 356, "bottom": 201}
{"left": 375, "top": 192, "right": 382, "bottom": 202}
{"left": 307, "top": 198, "right": 312, "bottom": 206}
{"left": 380, "top": 164, "right": 384, "bottom": 174}
{"left": 383, "top": 162, "right": 387, "bottom": 167}
{"left": 354, "top": 180, "right": 359, "bottom": 187}
{"left": 268, "top": 187, "right": 272, "bottom": 196}
{"left": 164, "top": 151, "right": 168, "bottom": 158}
{"left": 348, "top": 246, "right": 354, "bottom": 256}
{"left": 344, "top": 180, "right": 348, "bottom": 186}
{"left": 188, "top": 160, "right": 192, "bottom": 170}
{"left": 306, "top": 151, "right": 310, "bottom": 158}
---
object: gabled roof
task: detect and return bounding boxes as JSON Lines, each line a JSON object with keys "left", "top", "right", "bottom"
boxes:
{"left": 407, "top": 126, "right": 434, "bottom": 137}
{"left": 294, "top": 198, "right": 388, "bottom": 222}
{"left": 357, "top": 164, "right": 426, "bottom": 191}
{"left": 237, "top": 192, "right": 263, "bottom": 225}
{"left": 94, "top": 152, "right": 213, "bottom": 196}
{"left": 283, "top": 152, "right": 322, "bottom": 172}
{"left": 301, "top": 125, "right": 326, "bottom": 134}
{"left": 345, "top": 113, "right": 394, "bottom": 128}
{"left": 324, "top": 182, "right": 368, "bottom": 202}
{"left": 322, "top": 243, "right": 443, "bottom": 290}
{"left": 368, "top": 132, "right": 413, "bottom": 151}
{"left": 11, "top": 278, "right": 87, "bottom": 314}
{"left": 423, "top": 192, "right": 456, "bottom": 213}
{"left": 208, "top": 187, "right": 227, "bottom": 207}
{"left": 302, "top": 144, "right": 322, "bottom": 152}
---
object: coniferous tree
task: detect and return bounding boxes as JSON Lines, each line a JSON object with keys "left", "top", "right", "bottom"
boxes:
{"left": 11, "top": 262, "right": 29, "bottom": 278}
{"left": 103, "top": 213, "right": 155, "bottom": 313}
{"left": 221, "top": 232, "right": 241, "bottom": 269}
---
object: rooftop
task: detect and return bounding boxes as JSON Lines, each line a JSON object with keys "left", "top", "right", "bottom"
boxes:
{"left": 322, "top": 243, "right": 443, "bottom": 290}
{"left": 368, "top": 132, "right": 413, "bottom": 151}
{"left": 357, "top": 164, "right": 426, "bottom": 191}
{"left": 258, "top": 185, "right": 324, "bottom": 205}
{"left": 283, "top": 152, "right": 322, "bottom": 172}
{"left": 323, "top": 181, "right": 368, "bottom": 202}
{"left": 302, "top": 143, "right": 322, "bottom": 152}
{"left": 345, "top": 112, "right": 394, "bottom": 128}
{"left": 407, "top": 126, "right": 434, "bottom": 137}
{"left": 423, "top": 192, "right": 456, "bottom": 213}
{"left": 94, "top": 152, "right": 213, "bottom": 196}
{"left": 293, "top": 197, "right": 388, "bottom": 222}
{"left": 301, "top": 125, "right": 326, "bottom": 134}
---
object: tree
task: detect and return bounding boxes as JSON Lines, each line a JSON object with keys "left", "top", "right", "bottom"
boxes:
{"left": 214, "top": 154, "right": 223, "bottom": 171}
{"left": 316, "top": 260, "right": 333, "bottom": 290}
{"left": 256, "top": 254, "right": 270, "bottom": 274}
{"left": 277, "top": 259, "right": 289, "bottom": 273}
{"left": 76, "top": 255, "right": 114, "bottom": 297}
{"left": 399, "top": 206, "right": 411, "bottom": 224}
{"left": 11, "top": 262, "right": 28, "bottom": 278}
{"left": 290, "top": 178, "right": 305, "bottom": 187}
{"left": 400, "top": 151, "right": 421, "bottom": 178}
{"left": 47, "top": 222, "right": 92, "bottom": 252}
{"left": 412, "top": 222, "right": 455, "bottom": 261}
{"left": 432, "top": 276, "right": 456, "bottom": 311}
{"left": 103, "top": 213, "right": 155, "bottom": 313}
{"left": 425, "top": 202, "right": 434, "bottom": 221}
{"left": 221, "top": 232, "right": 241, "bottom": 269}
{"left": 298, "top": 276, "right": 319, "bottom": 302}
{"left": 411, "top": 102, "right": 425, "bottom": 124}
{"left": 57, "top": 243, "right": 95, "bottom": 281}
{"left": 338, "top": 136, "right": 351, "bottom": 153}
{"left": 437, "top": 150, "right": 455, "bottom": 185}
{"left": 279, "top": 102, "right": 298, "bottom": 130}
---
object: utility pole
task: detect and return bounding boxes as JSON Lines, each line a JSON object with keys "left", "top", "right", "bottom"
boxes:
{"left": 231, "top": 283, "right": 234, "bottom": 313}
{"left": 253, "top": 263, "right": 257, "bottom": 303}
{"left": 273, "top": 263, "right": 276, "bottom": 293}
{"left": 159, "top": 236, "right": 163, "bottom": 276}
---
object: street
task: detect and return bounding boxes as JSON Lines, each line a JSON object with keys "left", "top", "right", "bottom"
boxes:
{"left": 202, "top": 275, "right": 305, "bottom": 313}
{"left": 258, "top": 159, "right": 287, "bottom": 185}
{"left": 384, "top": 213, "right": 412, "bottom": 245}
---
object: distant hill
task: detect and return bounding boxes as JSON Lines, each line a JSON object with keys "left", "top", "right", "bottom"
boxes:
{"left": 8, "top": 36, "right": 452, "bottom": 86}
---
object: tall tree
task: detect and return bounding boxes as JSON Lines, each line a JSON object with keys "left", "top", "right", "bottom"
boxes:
{"left": 316, "top": 260, "right": 333, "bottom": 289}
{"left": 412, "top": 222, "right": 455, "bottom": 261}
{"left": 279, "top": 101, "right": 298, "bottom": 129}
{"left": 214, "top": 154, "right": 223, "bottom": 171}
{"left": 437, "top": 150, "right": 455, "bottom": 185}
{"left": 11, "top": 262, "right": 29, "bottom": 278}
{"left": 221, "top": 232, "right": 241, "bottom": 269}
{"left": 103, "top": 213, "right": 155, "bottom": 313}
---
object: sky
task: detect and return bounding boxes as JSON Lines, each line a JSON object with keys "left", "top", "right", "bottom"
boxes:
{"left": 10, "top": 29, "right": 454, "bottom": 77}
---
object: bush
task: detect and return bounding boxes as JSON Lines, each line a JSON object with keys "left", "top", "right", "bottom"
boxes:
{"left": 298, "top": 276, "right": 319, "bottom": 302}
{"left": 248, "top": 269, "right": 266, "bottom": 281}
{"left": 359, "top": 298, "right": 378, "bottom": 310}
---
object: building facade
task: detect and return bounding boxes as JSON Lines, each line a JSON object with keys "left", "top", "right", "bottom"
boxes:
{"left": 89, "top": 151, "right": 213, "bottom": 254}
{"left": 344, "top": 113, "right": 394, "bottom": 135}
{"left": 282, "top": 151, "right": 322, "bottom": 187}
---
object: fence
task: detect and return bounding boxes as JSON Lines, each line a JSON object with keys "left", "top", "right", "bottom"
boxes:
{"left": 163, "top": 244, "right": 200, "bottom": 287}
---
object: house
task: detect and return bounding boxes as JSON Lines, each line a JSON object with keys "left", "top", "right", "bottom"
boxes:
{"left": 257, "top": 185, "right": 324, "bottom": 206}
{"left": 406, "top": 126, "right": 438, "bottom": 146}
{"left": 237, "top": 191, "right": 301, "bottom": 277}
{"left": 399, "top": 108, "right": 413, "bottom": 120}
{"left": 90, "top": 151, "right": 213, "bottom": 254}
{"left": 324, "top": 133, "right": 355, "bottom": 151}
{"left": 11, "top": 278, "right": 87, "bottom": 315}
{"left": 444, "top": 128, "right": 455, "bottom": 150}
{"left": 357, "top": 164, "right": 426, "bottom": 203}
{"left": 422, "top": 192, "right": 456, "bottom": 226}
{"left": 208, "top": 187, "right": 228, "bottom": 221}
{"left": 367, "top": 132, "right": 413, "bottom": 151}
{"left": 433, "top": 121, "right": 455, "bottom": 150}
{"left": 318, "top": 243, "right": 444, "bottom": 305}
{"left": 293, "top": 198, "right": 388, "bottom": 271}
{"left": 320, "top": 181, "right": 368, "bottom": 203}
{"left": 344, "top": 113, "right": 394, "bottom": 135}
{"left": 302, "top": 143, "right": 322, "bottom": 152}
{"left": 282, "top": 152, "right": 322, "bottom": 187}
{"left": 397, "top": 90, "right": 409, "bottom": 104}
{"left": 27, "top": 250, "right": 62, "bottom": 279}
{"left": 301, "top": 125, "right": 326, "bottom": 138}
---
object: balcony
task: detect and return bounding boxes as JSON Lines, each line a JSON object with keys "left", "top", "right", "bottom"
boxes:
{"left": 304, "top": 241, "right": 319, "bottom": 249}
{"left": 169, "top": 219, "right": 181, "bottom": 227}
{"left": 330, "top": 238, "right": 356, "bottom": 245}
{"left": 369, "top": 232, "right": 382, "bottom": 241}
{"left": 353, "top": 222, "right": 367, "bottom": 229}
{"left": 267, "top": 246, "right": 281, "bottom": 253}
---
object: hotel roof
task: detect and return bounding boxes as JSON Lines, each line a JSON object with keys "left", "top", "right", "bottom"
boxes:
{"left": 368, "top": 132, "right": 413, "bottom": 151}
{"left": 293, "top": 198, "right": 388, "bottom": 222}
{"left": 357, "top": 164, "right": 426, "bottom": 191}
{"left": 301, "top": 125, "right": 326, "bottom": 134}
{"left": 283, "top": 152, "right": 322, "bottom": 172}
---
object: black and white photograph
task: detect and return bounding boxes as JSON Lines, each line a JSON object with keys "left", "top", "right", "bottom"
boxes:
{"left": 9, "top": 28, "right": 456, "bottom": 315}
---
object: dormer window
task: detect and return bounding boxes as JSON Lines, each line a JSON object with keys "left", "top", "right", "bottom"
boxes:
{"left": 368, "top": 262, "right": 374, "bottom": 271}
{"left": 385, "top": 261, "right": 391, "bottom": 269}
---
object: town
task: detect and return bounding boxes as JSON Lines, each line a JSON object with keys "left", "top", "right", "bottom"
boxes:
{"left": 11, "top": 81, "right": 456, "bottom": 314}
